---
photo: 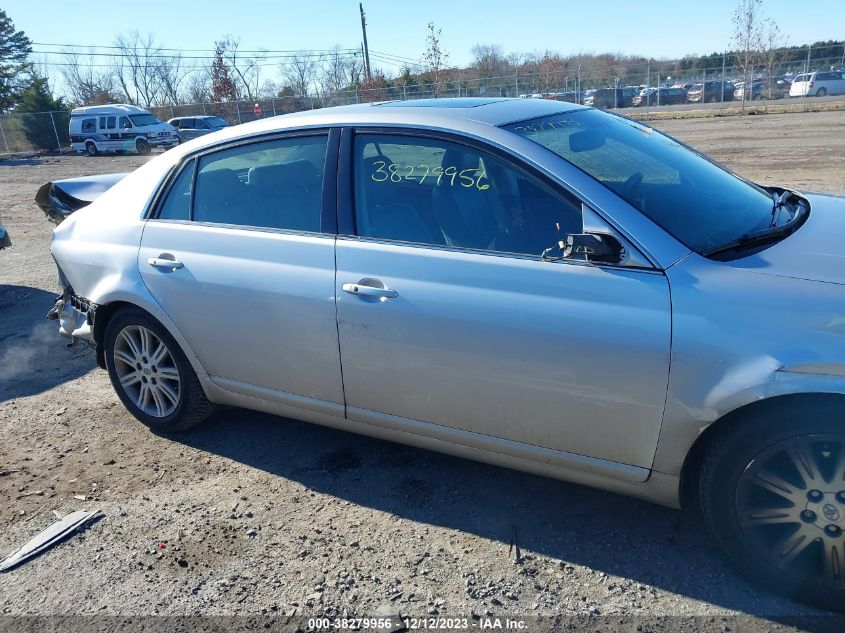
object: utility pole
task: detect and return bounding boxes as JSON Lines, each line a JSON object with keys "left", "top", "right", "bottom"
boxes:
{"left": 359, "top": 3, "right": 372, "bottom": 82}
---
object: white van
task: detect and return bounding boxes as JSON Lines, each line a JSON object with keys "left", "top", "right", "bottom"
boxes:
{"left": 788, "top": 70, "right": 845, "bottom": 97}
{"left": 69, "top": 104, "right": 179, "bottom": 156}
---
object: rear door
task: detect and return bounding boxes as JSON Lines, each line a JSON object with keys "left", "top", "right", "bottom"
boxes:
{"left": 334, "top": 129, "right": 671, "bottom": 471}
{"left": 138, "top": 129, "right": 345, "bottom": 411}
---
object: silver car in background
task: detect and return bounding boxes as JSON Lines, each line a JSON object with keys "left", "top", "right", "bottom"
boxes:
{"left": 48, "top": 98, "right": 845, "bottom": 611}
{"left": 167, "top": 115, "right": 230, "bottom": 142}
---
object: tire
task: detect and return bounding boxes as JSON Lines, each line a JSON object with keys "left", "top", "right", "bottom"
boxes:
{"left": 85, "top": 141, "right": 98, "bottom": 157}
{"left": 700, "top": 398, "right": 845, "bottom": 612}
{"left": 136, "top": 138, "right": 151, "bottom": 155}
{"left": 104, "top": 307, "right": 214, "bottom": 432}
{"left": 817, "top": 88, "right": 828, "bottom": 97}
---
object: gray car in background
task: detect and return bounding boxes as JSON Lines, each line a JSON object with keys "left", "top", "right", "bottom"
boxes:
{"left": 47, "top": 98, "right": 845, "bottom": 612}
{"left": 167, "top": 115, "right": 230, "bottom": 142}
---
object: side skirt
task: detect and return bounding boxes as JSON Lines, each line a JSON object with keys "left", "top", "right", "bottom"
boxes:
{"left": 205, "top": 376, "right": 680, "bottom": 508}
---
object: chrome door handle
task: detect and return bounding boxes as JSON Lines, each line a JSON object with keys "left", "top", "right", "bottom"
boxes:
{"left": 148, "top": 256, "right": 184, "bottom": 270}
{"left": 342, "top": 282, "right": 398, "bottom": 299}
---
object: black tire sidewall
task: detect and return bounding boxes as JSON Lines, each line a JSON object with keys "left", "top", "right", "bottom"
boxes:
{"left": 701, "top": 402, "right": 845, "bottom": 611}
{"left": 85, "top": 142, "right": 97, "bottom": 156}
{"left": 817, "top": 88, "right": 827, "bottom": 97}
{"left": 136, "top": 139, "right": 150, "bottom": 155}
{"left": 104, "top": 308, "right": 198, "bottom": 432}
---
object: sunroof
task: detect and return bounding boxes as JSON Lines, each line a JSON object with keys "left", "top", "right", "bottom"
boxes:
{"left": 374, "top": 98, "right": 508, "bottom": 108}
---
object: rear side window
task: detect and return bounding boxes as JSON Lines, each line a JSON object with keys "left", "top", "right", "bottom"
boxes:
{"left": 353, "top": 133, "right": 583, "bottom": 257}
{"left": 192, "top": 135, "right": 328, "bottom": 231}
{"left": 81, "top": 118, "right": 96, "bottom": 133}
{"left": 157, "top": 159, "right": 195, "bottom": 221}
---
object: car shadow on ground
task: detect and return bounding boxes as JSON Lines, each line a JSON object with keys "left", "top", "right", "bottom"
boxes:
{"left": 0, "top": 285, "right": 95, "bottom": 401}
{"left": 175, "top": 406, "right": 832, "bottom": 622}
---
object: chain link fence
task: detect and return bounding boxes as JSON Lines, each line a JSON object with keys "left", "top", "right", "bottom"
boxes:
{"left": 1, "top": 50, "right": 843, "bottom": 155}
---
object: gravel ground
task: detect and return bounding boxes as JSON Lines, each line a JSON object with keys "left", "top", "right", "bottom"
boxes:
{"left": 1, "top": 111, "right": 845, "bottom": 632}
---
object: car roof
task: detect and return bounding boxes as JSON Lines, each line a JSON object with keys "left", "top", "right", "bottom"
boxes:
{"left": 224, "top": 98, "right": 580, "bottom": 133}
{"left": 70, "top": 103, "right": 150, "bottom": 116}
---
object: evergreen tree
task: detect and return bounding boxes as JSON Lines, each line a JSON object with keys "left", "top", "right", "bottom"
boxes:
{"left": 0, "top": 9, "right": 32, "bottom": 111}
{"left": 14, "top": 76, "right": 67, "bottom": 149}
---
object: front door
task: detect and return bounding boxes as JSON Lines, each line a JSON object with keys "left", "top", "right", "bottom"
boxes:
{"left": 138, "top": 131, "right": 344, "bottom": 407}
{"left": 335, "top": 131, "right": 671, "bottom": 469}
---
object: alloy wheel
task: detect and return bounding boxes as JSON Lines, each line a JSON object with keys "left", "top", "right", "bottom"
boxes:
{"left": 736, "top": 434, "right": 845, "bottom": 591}
{"left": 112, "top": 325, "right": 181, "bottom": 418}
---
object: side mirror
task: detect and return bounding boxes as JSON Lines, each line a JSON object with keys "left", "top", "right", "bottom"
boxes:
{"left": 542, "top": 232, "right": 626, "bottom": 265}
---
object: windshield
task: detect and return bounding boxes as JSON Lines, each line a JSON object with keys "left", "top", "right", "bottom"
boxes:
{"left": 503, "top": 110, "right": 775, "bottom": 253}
{"left": 205, "top": 116, "right": 228, "bottom": 128}
{"left": 128, "top": 113, "right": 161, "bottom": 127}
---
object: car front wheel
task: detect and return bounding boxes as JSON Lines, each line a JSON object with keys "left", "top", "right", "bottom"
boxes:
{"left": 85, "top": 141, "right": 98, "bottom": 157}
{"left": 104, "top": 308, "right": 214, "bottom": 432}
{"left": 700, "top": 399, "right": 845, "bottom": 612}
{"left": 136, "top": 138, "right": 151, "bottom": 155}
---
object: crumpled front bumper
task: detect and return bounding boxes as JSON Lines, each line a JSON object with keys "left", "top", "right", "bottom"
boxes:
{"left": 46, "top": 292, "right": 96, "bottom": 345}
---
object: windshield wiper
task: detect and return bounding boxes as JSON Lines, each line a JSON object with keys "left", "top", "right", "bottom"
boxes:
{"left": 702, "top": 200, "right": 807, "bottom": 258}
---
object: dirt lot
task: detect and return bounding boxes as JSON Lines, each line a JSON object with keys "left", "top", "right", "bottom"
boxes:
{"left": 1, "top": 111, "right": 844, "bottom": 631}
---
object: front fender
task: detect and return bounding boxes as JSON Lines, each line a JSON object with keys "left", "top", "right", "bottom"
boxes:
{"left": 654, "top": 254, "right": 845, "bottom": 475}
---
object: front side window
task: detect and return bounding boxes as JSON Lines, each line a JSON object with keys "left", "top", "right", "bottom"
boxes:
{"left": 503, "top": 110, "right": 775, "bottom": 253}
{"left": 353, "top": 134, "right": 582, "bottom": 257}
{"left": 119, "top": 116, "right": 131, "bottom": 129}
{"left": 129, "top": 113, "right": 160, "bottom": 127}
{"left": 192, "top": 135, "right": 327, "bottom": 231}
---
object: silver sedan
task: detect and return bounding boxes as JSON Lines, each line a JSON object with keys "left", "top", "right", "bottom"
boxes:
{"left": 48, "top": 98, "right": 845, "bottom": 610}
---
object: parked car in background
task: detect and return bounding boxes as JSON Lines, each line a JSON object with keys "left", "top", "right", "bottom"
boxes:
{"left": 168, "top": 116, "right": 230, "bottom": 142}
{"left": 687, "top": 81, "right": 735, "bottom": 103}
{"left": 70, "top": 104, "right": 179, "bottom": 156}
{"left": 543, "top": 91, "right": 583, "bottom": 104}
{"left": 0, "top": 214, "right": 10, "bottom": 249}
{"left": 735, "top": 77, "right": 791, "bottom": 100}
{"left": 46, "top": 97, "right": 845, "bottom": 612}
{"left": 789, "top": 71, "right": 845, "bottom": 97}
{"left": 632, "top": 87, "right": 688, "bottom": 106}
{"left": 583, "top": 87, "right": 638, "bottom": 108}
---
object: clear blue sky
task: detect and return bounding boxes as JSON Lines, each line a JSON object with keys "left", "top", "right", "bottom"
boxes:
{"left": 4, "top": 0, "right": 843, "bottom": 70}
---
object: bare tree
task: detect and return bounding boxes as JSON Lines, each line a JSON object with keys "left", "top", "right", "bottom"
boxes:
{"left": 281, "top": 54, "right": 318, "bottom": 98}
{"left": 112, "top": 31, "right": 172, "bottom": 106}
{"left": 761, "top": 19, "right": 787, "bottom": 97}
{"left": 471, "top": 44, "right": 507, "bottom": 79}
{"left": 731, "top": 0, "right": 765, "bottom": 101}
{"left": 422, "top": 21, "right": 449, "bottom": 94}
{"left": 185, "top": 65, "right": 212, "bottom": 103}
{"left": 59, "top": 50, "right": 120, "bottom": 106}
{"left": 320, "top": 45, "right": 362, "bottom": 97}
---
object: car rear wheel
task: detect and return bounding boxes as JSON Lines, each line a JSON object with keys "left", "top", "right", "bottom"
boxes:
{"left": 104, "top": 308, "right": 214, "bottom": 432}
{"left": 700, "top": 399, "right": 845, "bottom": 612}
{"left": 136, "top": 138, "right": 151, "bottom": 155}
{"left": 85, "top": 141, "right": 98, "bottom": 157}
{"left": 817, "top": 88, "right": 828, "bottom": 97}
